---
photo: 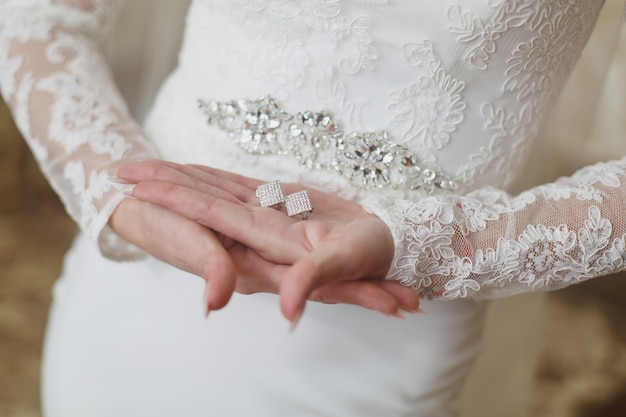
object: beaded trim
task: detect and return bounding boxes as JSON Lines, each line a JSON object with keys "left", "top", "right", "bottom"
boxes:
{"left": 198, "top": 96, "right": 456, "bottom": 193}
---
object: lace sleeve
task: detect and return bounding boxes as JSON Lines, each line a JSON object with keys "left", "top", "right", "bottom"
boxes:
{"left": 363, "top": 158, "right": 626, "bottom": 299}
{"left": 0, "top": 0, "right": 158, "bottom": 260}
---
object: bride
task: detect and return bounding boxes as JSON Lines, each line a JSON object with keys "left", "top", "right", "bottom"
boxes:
{"left": 1, "top": 1, "right": 624, "bottom": 416}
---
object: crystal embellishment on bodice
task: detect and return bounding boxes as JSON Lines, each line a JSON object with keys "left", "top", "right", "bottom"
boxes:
{"left": 199, "top": 96, "right": 456, "bottom": 193}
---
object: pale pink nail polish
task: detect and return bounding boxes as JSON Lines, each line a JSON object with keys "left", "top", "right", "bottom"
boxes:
{"left": 386, "top": 311, "right": 406, "bottom": 320}
{"left": 107, "top": 176, "right": 132, "bottom": 184}
{"left": 402, "top": 307, "right": 427, "bottom": 315}
{"left": 289, "top": 308, "right": 303, "bottom": 333}
{"left": 203, "top": 282, "right": 211, "bottom": 319}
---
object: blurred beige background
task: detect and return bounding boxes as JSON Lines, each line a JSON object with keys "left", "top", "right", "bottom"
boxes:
{"left": 1, "top": 1, "right": 626, "bottom": 416}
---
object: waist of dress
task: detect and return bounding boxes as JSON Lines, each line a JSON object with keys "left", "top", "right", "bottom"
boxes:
{"left": 198, "top": 96, "right": 457, "bottom": 196}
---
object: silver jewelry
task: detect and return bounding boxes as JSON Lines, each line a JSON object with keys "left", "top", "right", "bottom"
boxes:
{"left": 256, "top": 180, "right": 285, "bottom": 209}
{"left": 198, "top": 96, "right": 457, "bottom": 194}
{"left": 285, "top": 191, "right": 313, "bottom": 220}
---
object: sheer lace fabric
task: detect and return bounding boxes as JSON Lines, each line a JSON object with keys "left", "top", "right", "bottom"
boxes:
{"left": 0, "top": 0, "right": 156, "bottom": 260}
{"left": 365, "top": 159, "right": 626, "bottom": 299}
{"left": 1, "top": 0, "right": 625, "bottom": 300}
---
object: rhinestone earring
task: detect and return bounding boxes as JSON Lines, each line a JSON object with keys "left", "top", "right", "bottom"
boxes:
{"left": 285, "top": 190, "right": 313, "bottom": 220}
{"left": 256, "top": 180, "right": 285, "bottom": 209}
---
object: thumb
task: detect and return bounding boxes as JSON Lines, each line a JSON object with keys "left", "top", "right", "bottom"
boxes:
{"left": 279, "top": 238, "right": 358, "bottom": 322}
{"left": 162, "top": 217, "right": 237, "bottom": 312}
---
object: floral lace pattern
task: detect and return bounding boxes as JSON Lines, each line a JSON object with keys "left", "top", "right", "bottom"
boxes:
{"left": 366, "top": 158, "right": 626, "bottom": 299}
{"left": 389, "top": 41, "right": 466, "bottom": 159}
{"left": 0, "top": 0, "right": 156, "bottom": 259}
{"left": 452, "top": 0, "right": 603, "bottom": 190}
{"left": 223, "top": 0, "right": 381, "bottom": 100}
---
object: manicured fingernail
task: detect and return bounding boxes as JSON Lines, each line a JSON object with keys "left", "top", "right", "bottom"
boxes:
{"left": 203, "top": 282, "right": 211, "bottom": 319}
{"left": 386, "top": 311, "right": 405, "bottom": 320}
{"left": 108, "top": 176, "right": 132, "bottom": 184}
{"left": 289, "top": 308, "right": 303, "bottom": 333}
{"left": 402, "top": 307, "right": 426, "bottom": 315}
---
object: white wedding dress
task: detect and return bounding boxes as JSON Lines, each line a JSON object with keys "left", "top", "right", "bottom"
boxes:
{"left": 1, "top": 1, "right": 625, "bottom": 416}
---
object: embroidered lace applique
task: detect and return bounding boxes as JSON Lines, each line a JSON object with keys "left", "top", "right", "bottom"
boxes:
{"left": 390, "top": 41, "right": 466, "bottom": 155}
{"left": 454, "top": 0, "right": 603, "bottom": 190}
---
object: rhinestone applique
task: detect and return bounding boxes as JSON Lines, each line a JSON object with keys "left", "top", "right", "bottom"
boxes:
{"left": 198, "top": 97, "right": 456, "bottom": 193}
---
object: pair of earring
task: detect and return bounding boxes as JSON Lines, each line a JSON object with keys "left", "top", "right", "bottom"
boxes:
{"left": 256, "top": 180, "right": 313, "bottom": 220}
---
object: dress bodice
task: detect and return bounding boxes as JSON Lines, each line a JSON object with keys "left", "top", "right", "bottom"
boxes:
{"left": 169, "top": 0, "right": 604, "bottom": 193}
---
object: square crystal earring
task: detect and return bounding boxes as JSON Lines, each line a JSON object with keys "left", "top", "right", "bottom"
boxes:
{"left": 285, "top": 190, "right": 313, "bottom": 220}
{"left": 256, "top": 180, "right": 285, "bottom": 209}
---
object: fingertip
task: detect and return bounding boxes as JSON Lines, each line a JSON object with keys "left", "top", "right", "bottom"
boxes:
{"left": 202, "top": 281, "right": 211, "bottom": 318}
{"left": 288, "top": 307, "right": 304, "bottom": 333}
{"left": 116, "top": 160, "right": 151, "bottom": 180}
{"left": 279, "top": 294, "right": 304, "bottom": 324}
{"left": 340, "top": 281, "right": 401, "bottom": 316}
{"left": 385, "top": 311, "right": 405, "bottom": 320}
{"left": 279, "top": 259, "right": 316, "bottom": 322}
{"left": 378, "top": 280, "right": 421, "bottom": 313}
{"left": 279, "top": 279, "right": 307, "bottom": 327}
{"left": 127, "top": 180, "right": 150, "bottom": 200}
{"left": 202, "top": 256, "right": 237, "bottom": 312}
{"left": 117, "top": 159, "right": 175, "bottom": 183}
{"left": 115, "top": 161, "right": 134, "bottom": 175}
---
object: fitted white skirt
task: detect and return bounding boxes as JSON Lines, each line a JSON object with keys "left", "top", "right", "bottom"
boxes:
{"left": 42, "top": 232, "right": 485, "bottom": 417}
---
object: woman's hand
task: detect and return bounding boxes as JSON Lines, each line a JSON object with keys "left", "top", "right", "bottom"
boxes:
{"left": 116, "top": 160, "right": 420, "bottom": 324}
{"left": 109, "top": 197, "right": 418, "bottom": 321}
{"left": 108, "top": 197, "right": 238, "bottom": 312}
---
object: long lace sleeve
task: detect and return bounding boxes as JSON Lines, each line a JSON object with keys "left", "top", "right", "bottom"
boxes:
{"left": 0, "top": 0, "right": 158, "bottom": 260}
{"left": 363, "top": 158, "right": 626, "bottom": 299}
